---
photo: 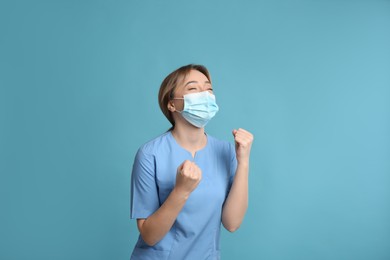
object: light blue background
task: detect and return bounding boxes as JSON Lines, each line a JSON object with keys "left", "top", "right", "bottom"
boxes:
{"left": 1, "top": 0, "right": 389, "bottom": 259}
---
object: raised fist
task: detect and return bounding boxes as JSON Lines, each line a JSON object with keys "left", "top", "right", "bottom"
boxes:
{"left": 175, "top": 160, "right": 202, "bottom": 197}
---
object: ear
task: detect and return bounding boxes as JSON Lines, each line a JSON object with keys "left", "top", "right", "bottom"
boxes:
{"left": 167, "top": 101, "right": 176, "bottom": 112}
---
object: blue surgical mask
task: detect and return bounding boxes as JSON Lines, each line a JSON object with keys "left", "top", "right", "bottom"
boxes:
{"left": 173, "top": 91, "right": 219, "bottom": 128}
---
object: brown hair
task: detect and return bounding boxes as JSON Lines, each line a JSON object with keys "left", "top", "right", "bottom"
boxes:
{"left": 158, "top": 64, "right": 211, "bottom": 127}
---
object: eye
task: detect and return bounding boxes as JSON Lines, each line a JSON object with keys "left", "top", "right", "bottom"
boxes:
{"left": 187, "top": 85, "right": 200, "bottom": 91}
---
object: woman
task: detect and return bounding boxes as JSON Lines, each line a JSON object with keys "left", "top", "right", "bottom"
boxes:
{"left": 130, "top": 64, "right": 253, "bottom": 259}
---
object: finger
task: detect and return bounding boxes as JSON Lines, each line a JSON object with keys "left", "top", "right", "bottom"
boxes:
{"left": 233, "top": 129, "right": 253, "bottom": 140}
{"left": 234, "top": 130, "right": 253, "bottom": 140}
{"left": 191, "top": 164, "right": 201, "bottom": 177}
{"left": 236, "top": 134, "right": 253, "bottom": 144}
{"left": 193, "top": 168, "right": 202, "bottom": 180}
{"left": 183, "top": 160, "right": 193, "bottom": 168}
{"left": 234, "top": 134, "right": 253, "bottom": 146}
{"left": 186, "top": 162, "right": 200, "bottom": 176}
{"left": 237, "top": 128, "right": 254, "bottom": 137}
{"left": 234, "top": 132, "right": 249, "bottom": 141}
{"left": 181, "top": 160, "right": 193, "bottom": 173}
{"left": 235, "top": 132, "right": 253, "bottom": 140}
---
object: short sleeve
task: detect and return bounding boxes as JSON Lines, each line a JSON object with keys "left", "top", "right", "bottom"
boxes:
{"left": 130, "top": 148, "right": 160, "bottom": 219}
{"left": 227, "top": 142, "right": 237, "bottom": 193}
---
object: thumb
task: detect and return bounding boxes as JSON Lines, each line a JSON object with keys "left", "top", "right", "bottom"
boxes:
{"left": 178, "top": 160, "right": 187, "bottom": 172}
{"left": 232, "top": 129, "right": 237, "bottom": 136}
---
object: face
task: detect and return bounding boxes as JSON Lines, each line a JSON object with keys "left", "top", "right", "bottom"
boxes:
{"left": 168, "top": 69, "right": 213, "bottom": 112}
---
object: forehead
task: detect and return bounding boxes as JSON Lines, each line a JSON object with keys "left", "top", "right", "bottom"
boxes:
{"left": 182, "top": 69, "right": 210, "bottom": 84}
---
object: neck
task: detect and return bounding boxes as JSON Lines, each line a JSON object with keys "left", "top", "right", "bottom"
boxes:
{"left": 171, "top": 123, "right": 207, "bottom": 154}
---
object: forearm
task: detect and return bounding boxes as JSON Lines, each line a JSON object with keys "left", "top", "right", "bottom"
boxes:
{"left": 138, "top": 188, "right": 188, "bottom": 246}
{"left": 222, "top": 161, "right": 249, "bottom": 232}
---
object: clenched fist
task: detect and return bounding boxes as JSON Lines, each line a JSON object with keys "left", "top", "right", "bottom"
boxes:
{"left": 174, "top": 160, "right": 202, "bottom": 197}
{"left": 232, "top": 128, "right": 254, "bottom": 164}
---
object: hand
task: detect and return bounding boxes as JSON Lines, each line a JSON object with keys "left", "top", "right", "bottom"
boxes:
{"left": 232, "top": 128, "right": 254, "bottom": 164}
{"left": 174, "top": 160, "right": 202, "bottom": 197}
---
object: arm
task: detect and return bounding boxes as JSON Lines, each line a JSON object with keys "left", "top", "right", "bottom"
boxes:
{"left": 137, "top": 188, "right": 187, "bottom": 246}
{"left": 222, "top": 128, "right": 253, "bottom": 232}
{"left": 137, "top": 160, "right": 202, "bottom": 246}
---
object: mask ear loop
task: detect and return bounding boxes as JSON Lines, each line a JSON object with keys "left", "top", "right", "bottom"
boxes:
{"left": 170, "top": 97, "right": 184, "bottom": 113}
{"left": 169, "top": 88, "right": 187, "bottom": 113}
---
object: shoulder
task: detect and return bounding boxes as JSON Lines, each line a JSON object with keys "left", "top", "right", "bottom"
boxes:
{"left": 136, "top": 131, "right": 171, "bottom": 156}
{"left": 207, "top": 134, "right": 235, "bottom": 153}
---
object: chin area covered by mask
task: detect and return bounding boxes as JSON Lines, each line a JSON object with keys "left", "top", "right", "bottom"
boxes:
{"left": 173, "top": 91, "right": 219, "bottom": 128}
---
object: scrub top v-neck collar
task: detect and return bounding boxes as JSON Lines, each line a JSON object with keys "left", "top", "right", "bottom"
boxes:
{"left": 168, "top": 131, "right": 209, "bottom": 160}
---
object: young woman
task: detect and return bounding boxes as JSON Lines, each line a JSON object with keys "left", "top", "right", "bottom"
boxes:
{"left": 130, "top": 64, "right": 253, "bottom": 259}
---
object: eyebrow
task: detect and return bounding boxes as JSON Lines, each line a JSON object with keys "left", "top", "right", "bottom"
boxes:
{"left": 184, "top": 80, "right": 212, "bottom": 87}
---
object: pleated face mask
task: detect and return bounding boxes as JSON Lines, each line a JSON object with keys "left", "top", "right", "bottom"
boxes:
{"left": 173, "top": 91, "right": 219, "bottom": 128}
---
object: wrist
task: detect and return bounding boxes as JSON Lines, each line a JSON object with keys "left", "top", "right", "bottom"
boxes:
{"left": 237, "top": 158, "right": 250, "bottom": 168}
{"left": 171, "top": 187, "right": 190, "bottom": 201}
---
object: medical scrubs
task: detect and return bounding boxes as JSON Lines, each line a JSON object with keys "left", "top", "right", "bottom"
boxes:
{"left": 130, "top": 131, "right": 237, "bottom": 260}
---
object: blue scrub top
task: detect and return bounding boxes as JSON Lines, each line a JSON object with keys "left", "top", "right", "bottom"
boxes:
{"left": 130, "top": 131, "right": 237, "bottom": 260}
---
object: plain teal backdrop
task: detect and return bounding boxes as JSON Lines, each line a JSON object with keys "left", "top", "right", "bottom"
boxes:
{"left": 1, "top": 0, "right": 389, "bottom": 259}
